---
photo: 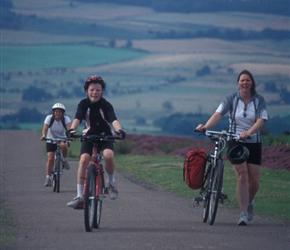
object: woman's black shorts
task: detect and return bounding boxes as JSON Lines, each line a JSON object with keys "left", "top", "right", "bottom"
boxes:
{"left": 46, "top": 143, "right": 57, "bottom": 153}
{"left": 227, "top": 141, "right": 262, "bottom": 165}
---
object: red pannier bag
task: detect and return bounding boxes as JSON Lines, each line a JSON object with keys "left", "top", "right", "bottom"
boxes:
{"left": 183, "top": 149, "right": 207, "bottom": 190}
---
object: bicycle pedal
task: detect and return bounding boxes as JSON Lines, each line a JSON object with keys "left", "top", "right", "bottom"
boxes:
{"left": 220, "top": 193, "right": 228, "bottom": 200}
{"left": 194, "top": 196, "right": 203, "bottom": 202}
{"left": 219, "top": 193, "right": 229, "bottom": 204}
{"left": 74, "top": 206, "right": 84, "bottom": 210}
{"left": 193, "top": 196, "right": 203, "bottom": 206}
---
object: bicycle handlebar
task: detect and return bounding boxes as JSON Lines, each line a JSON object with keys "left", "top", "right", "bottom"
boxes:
{"left": 70, "top": 132, "right": 121, "bottom": 142}
{"left": 194, "top": 129, "right": 250, "bottom": 141}
{"left": 43, "top": 137, "right": 71, "bottom": 144}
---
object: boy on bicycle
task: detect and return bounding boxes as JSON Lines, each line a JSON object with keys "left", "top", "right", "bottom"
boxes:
{"left": 67, "top": 75, "right": 126, "bottom": 209}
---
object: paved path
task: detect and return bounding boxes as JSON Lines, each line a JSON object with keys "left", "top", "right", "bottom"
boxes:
{"left": 0, "top": 130, "right": 289, "bottom": 250}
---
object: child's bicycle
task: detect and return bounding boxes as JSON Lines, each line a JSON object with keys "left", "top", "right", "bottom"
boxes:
{"left": 71, "top": 132, "right": 121, "bottom": 232}
{"left": 44, "top": 138, "right": 71, "bottom": 193}
{"left": 193, "top": 130, "right": 242, "bottom": 225}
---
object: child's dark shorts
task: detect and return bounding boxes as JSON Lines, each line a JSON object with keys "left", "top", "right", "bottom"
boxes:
{"left": 80, "top": 141, "right": 114, "bottom": 156}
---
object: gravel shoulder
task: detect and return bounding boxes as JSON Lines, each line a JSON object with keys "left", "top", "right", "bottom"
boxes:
{"left": 0, "top": 130, "right": 289, "bottom": 250}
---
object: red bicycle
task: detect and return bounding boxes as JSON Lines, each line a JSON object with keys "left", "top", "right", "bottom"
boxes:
{"left": 72, "top": 133, "right": 121, "bottom": 232}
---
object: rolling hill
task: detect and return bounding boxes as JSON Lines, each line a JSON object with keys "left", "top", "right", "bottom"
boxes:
{"left": 1, "top": 0, "right": 289, "bottom": 135}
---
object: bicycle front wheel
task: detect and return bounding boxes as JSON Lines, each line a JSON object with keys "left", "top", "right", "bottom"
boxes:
{"left": 209, "top": 159, "right": 224, "bottom": 225}
{"left": 84, "top": 165, "right": 96, "bottom": 232}
{"left": 53, "top": 154, "right": 61, "bottom": 193}
{"left": 93, "top": 167, "right": 104, "bottom": 229}
{"left": 203, "top": 163, "right": 212, "bottom": 223}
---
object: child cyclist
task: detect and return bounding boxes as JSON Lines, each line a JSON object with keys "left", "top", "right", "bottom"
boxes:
{"left": 67, "top": 75, "right": 126, "bottom": 209}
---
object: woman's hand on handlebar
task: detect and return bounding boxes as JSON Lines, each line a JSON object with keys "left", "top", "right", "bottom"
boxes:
{"left": 195, "top": 124, "right": 206, "bottom": 132}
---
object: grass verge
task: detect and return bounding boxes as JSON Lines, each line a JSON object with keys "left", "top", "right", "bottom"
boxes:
{"left": 0, "top": 199, "right": 15, "bottom": 249}
{"left": 54, "top": 132, "right": 290, "bottom": 222}
{"left": 115, "top": 154, "right": 290, "bottom": 222}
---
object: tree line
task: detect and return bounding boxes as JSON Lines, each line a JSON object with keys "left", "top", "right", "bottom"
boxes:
{"left": 153, "top": 113, "right": 290, "bottom": 137}
{"left": 77, "top": 0, "right": 289, "bottom": 16}
{"left": 149, "top": 27, "right": 289, "bottom": 41}
{"left": 2, "top": 0, "right": 289, "bottom": 41}
{"left": 1, "top": 107, "right": 289, "bottom": 137}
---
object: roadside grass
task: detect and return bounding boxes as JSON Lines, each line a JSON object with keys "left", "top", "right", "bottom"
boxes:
{"left": 114, "top": 154, "right": 290, "bottom": 222}
{"left": 0, "top": 199, "right": 16, "bottom": 248}
{"left": 66, "top": 136, "right": 290, "bottom": 222}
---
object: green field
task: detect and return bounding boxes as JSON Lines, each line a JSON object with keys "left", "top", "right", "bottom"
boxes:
{"left": 2, "top": 1, "right": 289, "bottom": 134}
{"left": 2, "top": 45, "right": 147, "bottom": 71}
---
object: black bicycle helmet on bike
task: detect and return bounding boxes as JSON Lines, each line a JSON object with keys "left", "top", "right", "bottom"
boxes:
{"left": 227, "top": 145, "right": 249, "bottom": 164}
{"left": 84, "top": 75, "right": 106, "bottom": 91}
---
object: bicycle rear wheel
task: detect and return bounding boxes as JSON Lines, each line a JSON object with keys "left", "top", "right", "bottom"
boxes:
{"left": 84, "top": 165, "right": 96, "bottom": 232}
{"left": 93, "top": 166, "right": 104, "bottom": 229}
{"left": 209, "top": 159, "right": 224, "bottom": 225}
{"left": 202, "top": 163, "right": 212, "bottom": 223}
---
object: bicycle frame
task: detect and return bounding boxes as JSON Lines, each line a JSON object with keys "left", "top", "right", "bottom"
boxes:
{"left": 83, "top": 143, "right": 105, "bottom": 199}
{"left": 71, "top": 133, "right": 121, "bottom": 232}
{"left": 194, "top": 130, "right": 240, "bottom": 225}
{"left": 44, "top": 138, "right": 69, "bottom": 193}
{"left": 53, "top": 142, "right": 62, "bottom": 193}
{"left": 83, "top": 142, "right": 106, "bottom": 231}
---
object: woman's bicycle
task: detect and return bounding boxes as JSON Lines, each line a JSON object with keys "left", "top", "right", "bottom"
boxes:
{"left": 71, "top": 132, "right": 121, "bottom": 232}
{"left": 44, "top": 138, "right": 70, "bottom": 193}
{"left": 193, "top": 130, "right": 241, "bottom": 225}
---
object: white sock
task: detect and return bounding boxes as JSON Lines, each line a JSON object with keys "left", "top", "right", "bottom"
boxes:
{"left": 108, "top": 174, "right": 115, "bottom": 186}
{"left": 77, "top": 184, "right": 84, "bottom": 197}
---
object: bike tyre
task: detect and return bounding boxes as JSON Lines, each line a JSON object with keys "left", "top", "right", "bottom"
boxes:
{"left": 93, "top": 166, "right": 104, "bottom": 229}
{"left": 84, "top": 165, "right": 96, "bottom": 232}
{"left": 56, "top": 154, "right": 61, "bottom": 193}
{"left": 203, "top": 163, "right": 212, "bottom": 223}
{"left": 209, "top": 159, "right": 224, "bottom": 225}
{"left": 52, "top": 173, "right": 56, "bottom": 192}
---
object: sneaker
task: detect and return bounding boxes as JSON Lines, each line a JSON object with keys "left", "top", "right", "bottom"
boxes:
{"left": 108, "top": 183, "right": 118, "bottom": 200}
{"left": 237, "top": 211, "right": 248, "bottom": 226}
{"left": 67, "top": 197, "right": 84, "bottom": 209}
{"left": 247, "top": 203, "right": 254, "bottom": 221}
{"left": 62, "top": 159, "right": 70, "bottom": 170}
{"left": 44, "top": 176, "right": 52, "bottom": 187}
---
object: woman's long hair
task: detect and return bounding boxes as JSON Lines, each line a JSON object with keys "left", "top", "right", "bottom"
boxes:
{"left": 237, "top": 69, "right": 257, "bottom": 96}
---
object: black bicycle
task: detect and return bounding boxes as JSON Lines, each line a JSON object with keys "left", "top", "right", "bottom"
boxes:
{"left": 71, "top": 133, "right": 121, "bottom": 232}
{"left": 193, "top": 130, "right": 241, "bottom": 225}
{"left": 44, "top": 138, "right": 70, "bottom": 193}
